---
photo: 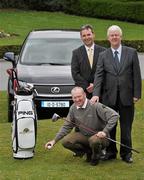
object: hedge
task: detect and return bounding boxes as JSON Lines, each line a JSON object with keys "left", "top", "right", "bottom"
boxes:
{"left": 0, "top": 45, "right": 20, "bottom": 58}
{"left": 0, "top": 0, "right": 143, "bottom": 24}
{"left": 0, "top": 40, "right": 144, "bottom": 58}
{"left": 0, "top": 0, "right": 28, "bottom": 9}
{"left": 63, "top": 0, "right": 144, "bottom": 24}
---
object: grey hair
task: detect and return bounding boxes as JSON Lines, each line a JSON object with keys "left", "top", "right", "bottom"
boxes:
{"left": 71, "top": 86, "right": 85, "bottom": 95}
{"left": 107, "top": 25, "right": 122, "bottom": 37}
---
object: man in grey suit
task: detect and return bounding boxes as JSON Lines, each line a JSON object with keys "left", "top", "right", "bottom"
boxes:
{"left": 71, "top": 24, "right": 105, "bottom": 99}
{"left": 91, "top": 25, "right": 142, "bottom": 163}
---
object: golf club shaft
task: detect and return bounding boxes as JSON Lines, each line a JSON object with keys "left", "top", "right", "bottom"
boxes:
{"left": 62, "top": 117, "right": 140, "bottom": 154}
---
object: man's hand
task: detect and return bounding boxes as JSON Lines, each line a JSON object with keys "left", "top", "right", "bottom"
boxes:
{"left": 90, "top": 96, "right": 99, "bottom": 104}
{"left": 45, "top": 140, "right": 56, "bottom": 150}
{"left": 96, "top": 131, "right": 106, "bottom": 138}
{"left": 86, "top": 83, "right": 94, "bottom": 93}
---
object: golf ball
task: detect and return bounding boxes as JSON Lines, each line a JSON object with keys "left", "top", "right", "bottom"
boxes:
{"left": 47, "top": 144, "right": 51, "bottom": 149}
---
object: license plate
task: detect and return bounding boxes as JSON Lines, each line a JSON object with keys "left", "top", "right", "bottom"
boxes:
{"left": 41, "top": 101, "right": 70, "bottom": 108}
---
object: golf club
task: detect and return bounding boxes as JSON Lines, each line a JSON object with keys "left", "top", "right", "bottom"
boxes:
{"left": 52, "top": 113, "right": 140, "bottom": 154}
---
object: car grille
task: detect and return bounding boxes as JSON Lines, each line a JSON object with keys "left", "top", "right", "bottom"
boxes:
{"left": 34, "top": 84, "right": 75, "bottom": 97}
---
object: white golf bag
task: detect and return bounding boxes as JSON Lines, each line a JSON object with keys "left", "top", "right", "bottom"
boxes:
{"left": 12, "top": 85, "right": 37, "bottom": 159}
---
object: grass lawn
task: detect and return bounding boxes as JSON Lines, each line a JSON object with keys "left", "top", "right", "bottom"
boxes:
{"left": 0, "top": 9, "right": 144, "bottom": 179}
{"left": 0, "top": 81, "right": 144, "bottom": 179}
{"left": 0, "top": 9, "right": 144, "bottom": 46}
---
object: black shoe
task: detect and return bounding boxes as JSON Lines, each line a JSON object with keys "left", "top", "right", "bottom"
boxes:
{"left": 90, "top": 158, "right": 99, "bottom": 166}
{"left": 86, "top": 152, "right": 92, "bottom": 162}
{"left": 101, "top": 152, "right": 117, "bottom": 161}
{"left": 122, "top": 155, "right": 133, "bottom": 163}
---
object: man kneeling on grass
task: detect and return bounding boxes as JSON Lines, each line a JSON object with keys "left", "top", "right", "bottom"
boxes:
{"left": 45, "top": 87, "right": 119, "bottom": 166}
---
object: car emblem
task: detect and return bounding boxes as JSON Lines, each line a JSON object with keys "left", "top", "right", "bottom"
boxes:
{"left": 51, "top": 87, "right": 60, "bottom": 94}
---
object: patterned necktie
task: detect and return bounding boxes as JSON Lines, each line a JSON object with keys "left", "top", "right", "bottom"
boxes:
{"left": 88, "top": 48, "right": 93, "bottom": 68}
{"left": 114, "top": 50, "right": 120, "bottom": 70}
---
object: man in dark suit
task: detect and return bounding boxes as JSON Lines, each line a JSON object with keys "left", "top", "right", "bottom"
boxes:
{"left": 71, "top": 24, "right": 105, "bottom": 99}
{"left": 91, "top": 25, "right": 141, "bottom": 163}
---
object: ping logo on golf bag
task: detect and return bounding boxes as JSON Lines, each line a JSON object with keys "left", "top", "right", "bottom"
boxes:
{"left": 19, "top": 128, "right": 33, "bottom": 134}
{"left": 18, "top": 111, "right": 33, "bottom": 116}
{"left": 23, "top": 128, "right": 29, "bottom": 133}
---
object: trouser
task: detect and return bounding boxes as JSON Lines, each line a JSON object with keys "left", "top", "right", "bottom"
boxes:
{"left": 107, "top": 92, "right": 134, "bottom": 157}
{"left": 62, "top": 132, "right": 109, "bottom": 160}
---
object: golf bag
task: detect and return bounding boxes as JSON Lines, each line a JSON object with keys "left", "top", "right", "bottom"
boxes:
{"left": 8, "top": 68, "right": 37, "bottom": 159}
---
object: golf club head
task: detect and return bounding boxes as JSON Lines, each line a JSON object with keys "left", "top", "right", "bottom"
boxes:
{"left": 52, "top": 113, "right": 60, "bottom": 122}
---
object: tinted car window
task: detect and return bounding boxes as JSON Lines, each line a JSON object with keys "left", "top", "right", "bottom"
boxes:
{"left": 21, "top": 38, "right": 82, "bottom": 65}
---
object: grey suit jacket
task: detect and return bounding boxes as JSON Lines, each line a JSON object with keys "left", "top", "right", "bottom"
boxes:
{"left": 71, "top": 44, "right": 105, "bottom": 90}
{"left": 93, "top": 46, "right": 142, "bottom": 106}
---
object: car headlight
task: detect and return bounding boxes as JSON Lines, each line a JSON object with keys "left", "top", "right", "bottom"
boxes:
{"left": 18, "top": 81, "right": 34, "bottom": 90}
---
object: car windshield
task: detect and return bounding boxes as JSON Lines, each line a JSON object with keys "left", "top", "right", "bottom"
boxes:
{"left": 20, "top": 38, "right": 82, "bottom": 65}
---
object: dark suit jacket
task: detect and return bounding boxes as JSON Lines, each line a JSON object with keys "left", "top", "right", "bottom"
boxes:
{"left": 93, "top": 46, "right": 142, "bottom": 106}
{"left": 71, "top": 44, "right": 105, "bottom": 91}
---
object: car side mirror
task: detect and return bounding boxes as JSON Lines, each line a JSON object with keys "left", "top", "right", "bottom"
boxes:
{"left": 3, "top": 52, "right": 17, "bottom": 67}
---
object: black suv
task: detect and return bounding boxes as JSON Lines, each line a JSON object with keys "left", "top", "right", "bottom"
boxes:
{"left": 4, "top": 30, "right": 82, "bottom": 121}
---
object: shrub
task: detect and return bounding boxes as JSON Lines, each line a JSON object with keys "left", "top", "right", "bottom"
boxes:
{"left": 0, "top": 0, "right": 28, "bottom": 9}
{"left": 0, "top": 0, "right": 143, "bottom": 23}
{"left": 63, "top": 0, "right": 144, "bottom": 24}
{"left": 0, "top": 45, "right": 20, "bottom": 58}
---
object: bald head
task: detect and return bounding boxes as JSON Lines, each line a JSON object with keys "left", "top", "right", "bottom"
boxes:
{"left": 71, "top": 87, "right": 85, "bottom": 95}
{"left": 71, "top": 87, "right": 86, "bottom": 107}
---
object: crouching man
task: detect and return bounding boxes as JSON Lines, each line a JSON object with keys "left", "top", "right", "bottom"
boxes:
{"left": 45, "top": 87, "right": 119, "bottom": 166}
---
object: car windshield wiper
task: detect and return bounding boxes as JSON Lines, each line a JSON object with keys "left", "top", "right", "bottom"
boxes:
{"left": 33, "top": 63, "right": 68, "bottom": 65}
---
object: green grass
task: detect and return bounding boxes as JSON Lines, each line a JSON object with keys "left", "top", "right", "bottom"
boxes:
{"left": 0, "top": 10, "right": 144, "bottom": 179}
{"left": 0, "top": 9, "right": 144, "bottom": 46}
{"left": 0, "top": 91, "right": 8, "bottom": 123}
{"left": 0, "top": 118, "right": 144, "bottom": 180}
{"left": 0, "top": 81, "right": 144, "bottom": 179}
